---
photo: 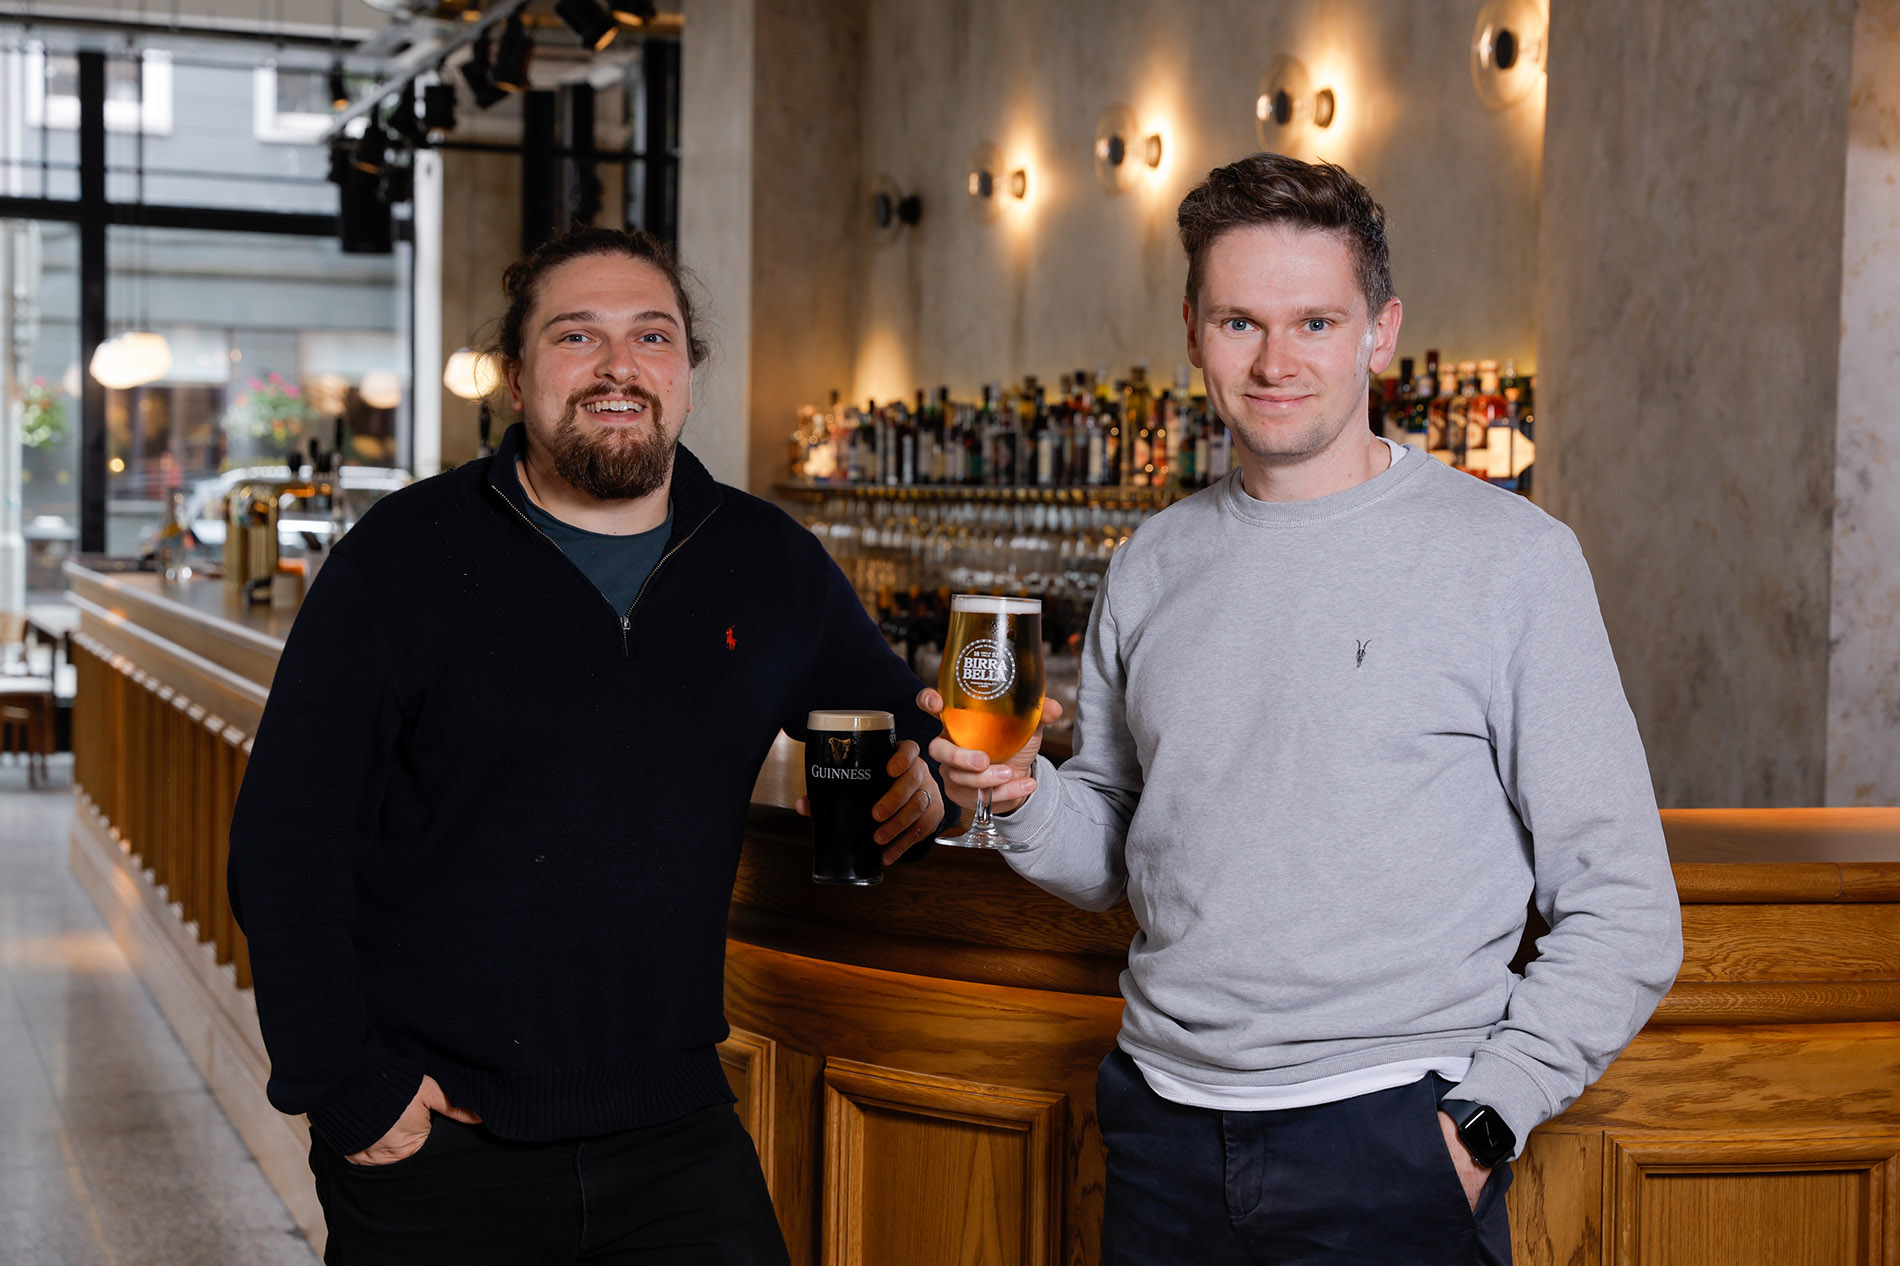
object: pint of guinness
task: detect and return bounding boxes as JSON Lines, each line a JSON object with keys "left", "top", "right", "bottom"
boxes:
{"left": 806, "top": 710, "right": 897, "bottom": 885}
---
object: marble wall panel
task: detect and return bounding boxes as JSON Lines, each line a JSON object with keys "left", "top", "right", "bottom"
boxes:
{"left": 1827, "top": 0, "right": 1900, "bottom": 806}
{"left": 1538, "top": 0, "right": 1855, "bottom": 806}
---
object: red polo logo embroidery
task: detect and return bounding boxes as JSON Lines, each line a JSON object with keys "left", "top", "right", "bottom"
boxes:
{"left": 725, "top": 627, "right": 737, "bottom": 650}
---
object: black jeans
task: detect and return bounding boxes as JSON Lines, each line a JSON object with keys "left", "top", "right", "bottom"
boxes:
{"left": 310, "top": 1104, "right": 790, "bottom": 1266}
{"left": 1097, "top": 1049, "right": 1513, "bottom": 1266}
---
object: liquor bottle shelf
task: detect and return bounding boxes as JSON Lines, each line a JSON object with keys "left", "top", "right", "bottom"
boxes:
{"left": 774, "top": 481, "right": 1197, "bottom": 508}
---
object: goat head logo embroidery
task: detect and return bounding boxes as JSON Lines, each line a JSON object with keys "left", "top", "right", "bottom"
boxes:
{"left": 1356, "top": 639, "right": 1371, "bottom": 668}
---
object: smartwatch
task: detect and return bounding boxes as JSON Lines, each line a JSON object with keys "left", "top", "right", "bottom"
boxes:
{"left": 1437, "top": 1098, "right": 1515, "bottom": 1168}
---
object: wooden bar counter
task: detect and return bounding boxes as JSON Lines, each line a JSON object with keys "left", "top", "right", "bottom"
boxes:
{"left": 62, "top": 560, "right": 1900, "bottom": 1265}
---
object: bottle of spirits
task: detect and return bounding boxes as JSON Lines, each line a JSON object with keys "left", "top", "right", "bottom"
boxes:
{"left": 1203, "top": 398, "right": 1231, "bottom": 481}
{"left": 1125, "top": 365, "right": 1154, "bottom": 487}
{"left": 1468, "top": 359, "right": 1505, "bottom": 473}
{"left": 1166, "top": 366, "right": 1191, "bottom": 483}
{"left": 154, "top": 488, "right": 194, "bottom": 582}
{"left": 1189, "top": 398, "right": 1211, "bottom": 489}
{"left": 895, "top": 398, "right": 916, "bottom": 486}
{"left": 1034, "top": 384, "right": 1056, "bottom": 486}
{"left": 1392, "top": 357, "right": 1416, "bottom": 446}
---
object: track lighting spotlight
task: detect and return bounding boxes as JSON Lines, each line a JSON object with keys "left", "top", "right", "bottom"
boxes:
{"left": 328, "top": 60, "right": 349, "bottom": 110}
{"left": 555, "top": 0, "right": 618, "bottom": 50}
{"left": 460, "top": 32, "right": 507, "bottom": 109}
{"left": 493, "top": 14, "right": 533, "bottom": 92}
{"left": 388, "top": 83, "right": 427, "bottom": 146}
{"left": 354, "top": 111, "right": 389, "bottom": 175}
{"left": 422, "top": 81, "right": 458, "bottom": 131}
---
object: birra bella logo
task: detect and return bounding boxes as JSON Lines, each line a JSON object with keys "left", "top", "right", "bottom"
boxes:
{"left": 954, "top": 637, "right": 1015, "bottom": 701}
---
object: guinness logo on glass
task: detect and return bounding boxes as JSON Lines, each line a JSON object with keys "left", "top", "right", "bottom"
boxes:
{"left": 827, "top": 736, "right": 854, "bottom": 765}
{"left": 953, "top": 637, "right": 1015, "bottom": 701}
{"left": 809, "top": 766, "right": 873, "bottom": 780}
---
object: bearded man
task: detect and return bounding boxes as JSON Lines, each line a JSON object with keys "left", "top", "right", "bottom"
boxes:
{"left": 229, "top": 226, "right": 944, "bottom": 1266}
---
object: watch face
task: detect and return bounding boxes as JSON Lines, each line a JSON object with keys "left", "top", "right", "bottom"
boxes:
{"left": 1461, "top": 1107, "right": 1514, "bottom": 1166}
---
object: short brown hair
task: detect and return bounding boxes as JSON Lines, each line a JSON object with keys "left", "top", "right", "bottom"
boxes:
{"left": 1178, "top": 153, "right": 1394, "bottom": 318}
{"left": 494, "top": 226, "right": 710, "bottom": 369}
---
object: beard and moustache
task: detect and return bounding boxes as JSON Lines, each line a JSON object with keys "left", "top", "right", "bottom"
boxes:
{"left": 540, "top": 384, "right": 676, "bottom": 501}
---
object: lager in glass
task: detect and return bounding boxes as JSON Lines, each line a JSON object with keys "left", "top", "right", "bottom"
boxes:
{"left": 936, "top": 595, "right": 1043, "bottom": 851}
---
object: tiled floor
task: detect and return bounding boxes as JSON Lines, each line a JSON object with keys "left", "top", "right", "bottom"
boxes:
{"left": 0, "top": 756, "right": 321, "bottom": 1266}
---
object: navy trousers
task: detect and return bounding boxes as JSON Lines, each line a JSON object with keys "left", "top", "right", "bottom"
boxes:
{"left": 310, "top": 1103, "right": 790, "bottom": 1266}
{"left": 1097, "top": 1048, "right": 1514, "bottom": 1266}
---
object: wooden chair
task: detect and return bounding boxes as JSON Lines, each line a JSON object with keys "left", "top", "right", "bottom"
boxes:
{"left": 0, "top": 677, "right": 54, "bottom": 787}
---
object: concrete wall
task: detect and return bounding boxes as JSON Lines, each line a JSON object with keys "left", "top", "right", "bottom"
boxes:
{"left": 1538, "top": 0, "right": 1856, "bottom": 806}
{"left": 437, "top": 149, "right": 522, "bottom": 468}
{"left": 677, "top": 0, "right": 756, "bottom": 489}
{"left": 1828, "top": 0, "right": 1900, "bottom": 805}
{"left": 675, "top": 0, "right": 1544, "bottom": 489}
{"left": 852, "top": 0, "right": 1543, "bottom": 404}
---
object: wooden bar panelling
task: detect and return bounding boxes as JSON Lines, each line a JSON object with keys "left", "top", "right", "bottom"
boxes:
{"left": 822, "top": 1060, "right": 1065, "bottom": 1266}
{"left": 70, "top": 632, "right": 253, "bottom": 983}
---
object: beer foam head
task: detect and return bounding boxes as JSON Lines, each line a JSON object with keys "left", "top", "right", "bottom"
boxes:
{"left": 949, "top": 594, "right": 1042, "bottom": 615}
{"left": 806, "top": 710, "right": 896, "bottom": 731}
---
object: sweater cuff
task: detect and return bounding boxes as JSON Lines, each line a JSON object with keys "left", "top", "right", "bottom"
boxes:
{"left": 993, "top": 755, "right": 1062, "bottom": 845}
{"left": 305, "top": 1057, "right": 427, "bottom": 1157}
{"left": 1445, "top": 1050, "right": 1559, "bottom": 1160}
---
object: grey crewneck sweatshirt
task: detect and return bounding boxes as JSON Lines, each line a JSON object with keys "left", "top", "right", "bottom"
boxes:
{"left": 998, "top": 453, "right": 1683, "bottom": 1148}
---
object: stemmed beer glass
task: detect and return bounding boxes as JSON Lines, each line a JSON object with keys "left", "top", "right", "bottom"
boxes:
{"left": 936, "top": 594, "right": 1044, "bottom": 851}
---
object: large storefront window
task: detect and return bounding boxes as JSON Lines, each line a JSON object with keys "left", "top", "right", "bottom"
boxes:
{"left": 1, "top": 34, "right": 412, "bottom": 599}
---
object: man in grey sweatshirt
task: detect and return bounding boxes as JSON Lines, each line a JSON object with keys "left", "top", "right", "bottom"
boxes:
{"left": 925, "top": 155, "right": 1683, "bottom": 1265}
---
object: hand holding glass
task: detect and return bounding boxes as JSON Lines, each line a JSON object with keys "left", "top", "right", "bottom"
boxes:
{"left": 936, "top": 595, "right": 1044, "bottom": 851}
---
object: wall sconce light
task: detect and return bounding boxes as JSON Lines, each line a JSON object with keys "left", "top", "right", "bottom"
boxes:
{"left": 1008, "top": 168, "right": 1028, "bottom": 199}
{"left": 967, "top": 143, "right": 1004, "bottom": 220}
{"left": 1255, "top": 56, "right": 1336, "bottom": 147}
{"left": 1095, "top": 104, "right": 1164, "bottom": 193}
{"left": 1471, "top": 0, "right": 1548, "bottom": 108}
{"left": 868, "top": 173, "right": 921, "bottom": 245}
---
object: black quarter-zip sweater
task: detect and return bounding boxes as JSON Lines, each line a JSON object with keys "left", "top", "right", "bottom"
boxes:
{"left": 228, "top": 423, "right": 934, "bottom": 1157}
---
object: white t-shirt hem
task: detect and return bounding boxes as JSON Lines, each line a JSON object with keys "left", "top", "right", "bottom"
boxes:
{"left": 1133, "top": 1054, "right": 1473, "bottom": 1112}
